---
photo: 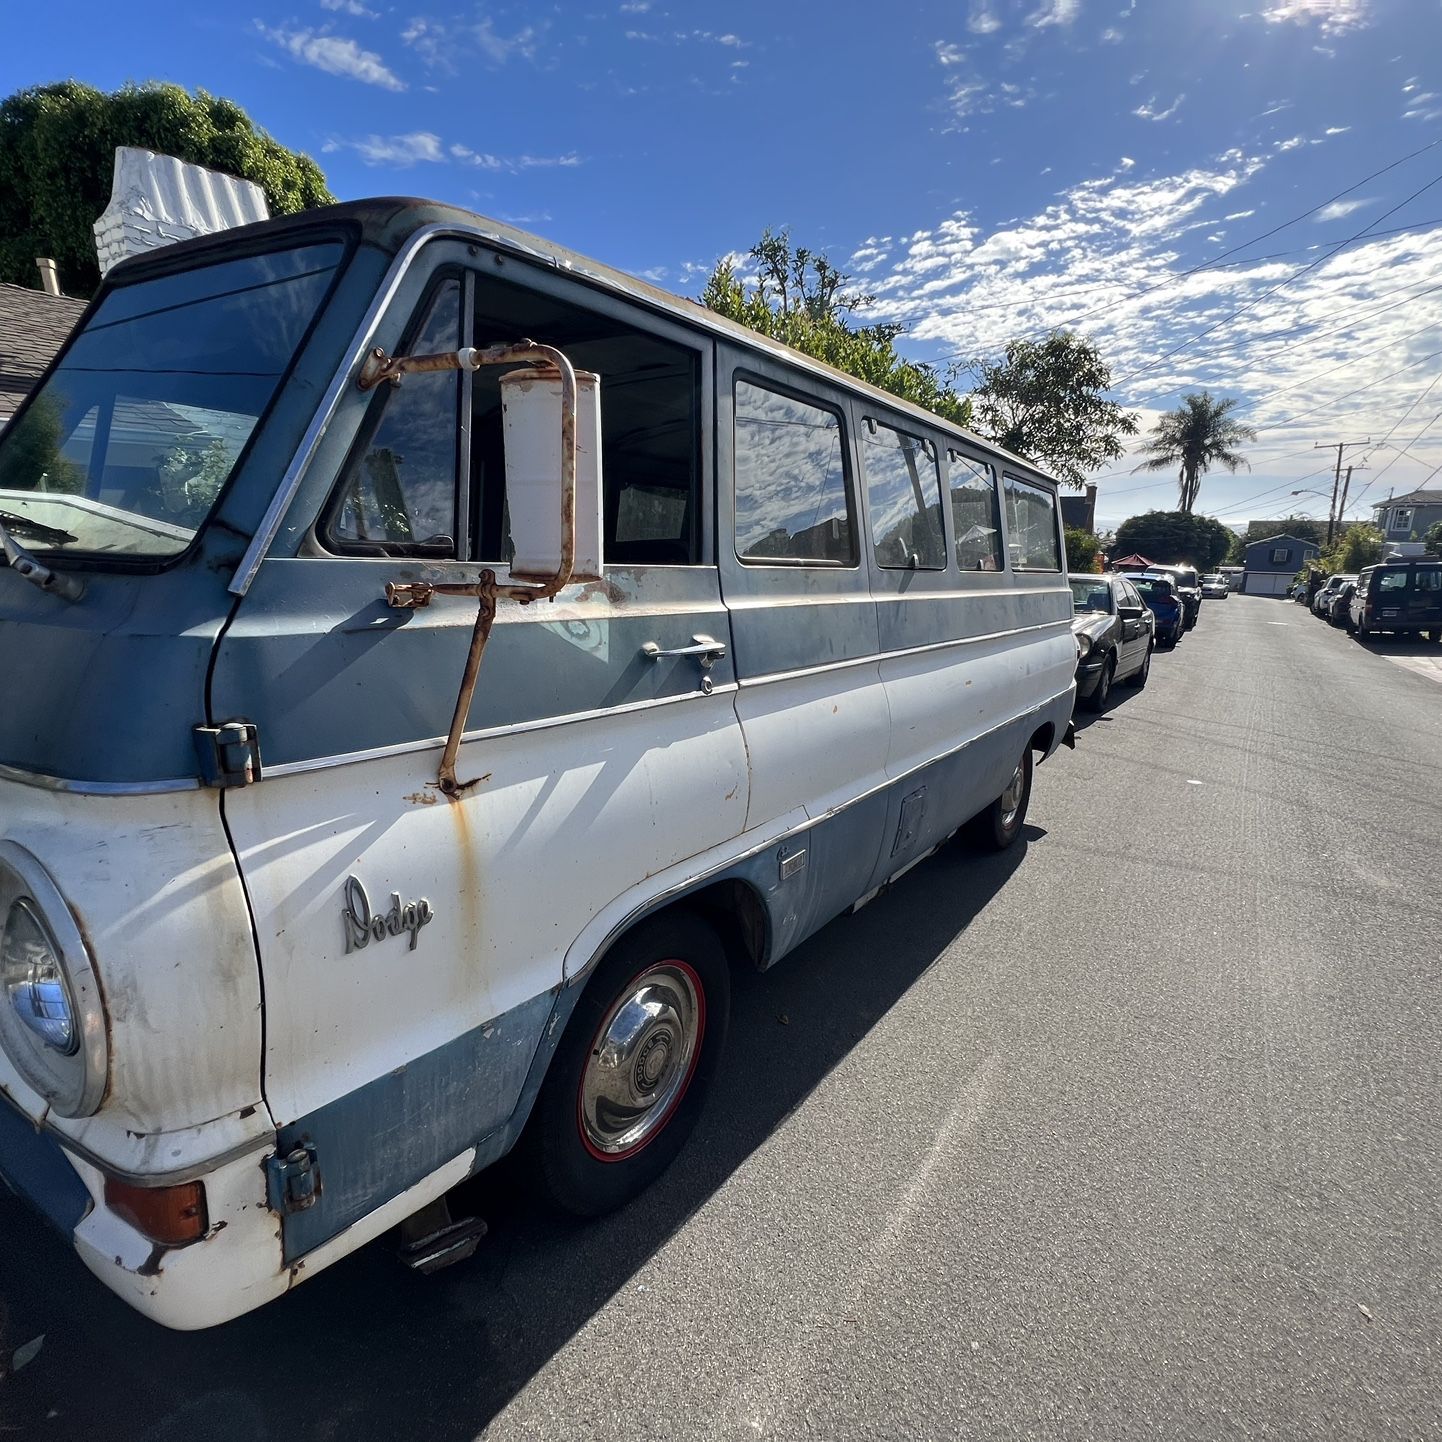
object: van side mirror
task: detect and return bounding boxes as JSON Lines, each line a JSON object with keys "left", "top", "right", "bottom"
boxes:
{"left": 502, "top": 366, "right": 603, "bottom": 583}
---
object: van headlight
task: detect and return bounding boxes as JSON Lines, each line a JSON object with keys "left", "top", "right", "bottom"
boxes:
{"left": 0, "top": 842, "right": 108, "bottom": 1117}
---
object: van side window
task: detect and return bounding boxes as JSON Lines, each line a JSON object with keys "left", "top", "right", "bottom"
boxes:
{"left": 1003, "top": 473, "right": 1062, "bottom": 571}
{"left": 1416, "top": 568, "right": 1442, "bottom": 591}
{"left": 734, "top": 379, "right": 854, "bottom": 564}
{"left": 948, "top": 452, "right": 1004, "bottom": 571}
{"left": 329, "top": 278, "right": 462, "bottom": 555}
{"left": 471, "top": 279, "right": 700, "bottom": 565}
{"left": 863, "top": 420, "right": 944, "bottom": 569}
{"left": 1379, "top": 570, "right": 1408, "bottom": 591}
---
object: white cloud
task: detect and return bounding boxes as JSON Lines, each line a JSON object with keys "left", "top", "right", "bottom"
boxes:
{"left": 324, "top": 131, "right": 444, "bottom": 165}
{"left": 1133, "top": 94, "right": 1185, "bottom": 121}
{"left": 935, "top": 41, "right": 966, "bottom": 65}
{"left": 320, "top": 0, "right": 378, "bottom": 16}
{"left": 1260, "top": 0, "right": 1372, "bottom": 38}
{"left": 402, "top": 14, "right": 544, "bottom": 69}
{"left": 1100, "top": 26, "right": 1123, "bottom": 41}
{"left": 451, "top": 143, "right": 582, "bottom": 171}
{"left": 1026, "top": 0, "right": 1081, "bottom": 27}
{"left": 1316, "top": 198, "right": 1371, "bottom": 221}
{"left": 1119, "top": 156, "right": 1136, "bottom": 170}
{"left": 844, "top": 149, "right": 1442, "bottom": 519}
{"left": 967, "top": 0, "right": 1002, "bottom": 34}
{"left": 619, "top": 0, "right": 651, "bottom": 10}
{"left": 258, "top": 24, "right": 404, "bottom": 88}
{"left": 1274, "top": 134, "right": 1306, "bottom": 151}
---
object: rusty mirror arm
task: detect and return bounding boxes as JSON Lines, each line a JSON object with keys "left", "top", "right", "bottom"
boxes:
{"left": 361, "top": 340, "right": 579, "bottom": 798}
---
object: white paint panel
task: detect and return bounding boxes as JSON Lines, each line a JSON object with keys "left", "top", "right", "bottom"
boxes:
{"left": 733, "top": 663, "right": 890, "bottom": 828}
{"left": 0, "top": 782, "right": 262, "bottom": 1170}
{"left": 226, "top": 697, "right": 748, "bottom": 1125}
{"left": 881, "top": 626, "right": 1075, "bottom": 780}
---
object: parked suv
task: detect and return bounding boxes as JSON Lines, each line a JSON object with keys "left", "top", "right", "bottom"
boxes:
{"left": 1349, "top": 560, "right": 1442, "bottom": 639}
{"left": 1130, "top": 573, "right": 1185, "bottom": 646}
{"left": 1144, "top": 566, "right": 1202, "bottom": 630}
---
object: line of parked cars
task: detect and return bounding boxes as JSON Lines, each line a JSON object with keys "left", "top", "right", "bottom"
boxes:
{"left": 1069, "top": 563, "right": 1226, "bottom": 712}
{"left": 1295, "top": 557, "right": 1442, "bottom": 640}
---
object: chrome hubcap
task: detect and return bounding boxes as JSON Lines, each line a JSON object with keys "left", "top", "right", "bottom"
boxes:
{"left": 579, "top": 963, "right": 703, "bottom": 1157}
{"left": 999, "top": 762, "right": 1025, "bottom": 827}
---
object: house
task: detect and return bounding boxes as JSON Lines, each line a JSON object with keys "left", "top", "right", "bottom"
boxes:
{"left": 1241, "top": 533, "right": 1319, "bottom": 596}
{"left": 1059, "top": 482, "right": 1098, "bottom": 534}
{"left": 1371, "top": 489, "right": 1442, "bottom": 546}
{"left": 0, "top": 281, "right": 87, "bottom": 432}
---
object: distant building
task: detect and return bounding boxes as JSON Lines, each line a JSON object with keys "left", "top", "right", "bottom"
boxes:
{"left": 1059, "top": 482, "right": 1098, "bottom": 534}
{"left": 1241, "top": 533, "right": 1319, "bottom": 596}
{"left": 0, "top": 282, "right": 86, "bottom": 431}
{"left": 1371, "top": 490, "right": 1442, "bottom": 546}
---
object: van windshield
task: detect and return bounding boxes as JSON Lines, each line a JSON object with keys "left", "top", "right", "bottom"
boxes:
{"left": 0, "top": 241, "right": 343, "bottom": 559}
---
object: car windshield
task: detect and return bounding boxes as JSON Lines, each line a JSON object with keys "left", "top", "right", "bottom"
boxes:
{"left": 1132, "top": 578, "right": 1173, "bottom": 600}
{"left": 0, "top": 241, "right": 344, "bottom": 559}
{"left": 1070, "top": 579, "right": 1113, "bottom": 612}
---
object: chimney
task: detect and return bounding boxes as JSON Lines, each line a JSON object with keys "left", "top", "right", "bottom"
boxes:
{"left": 36, "top": 258, "right": 61, "bottom": 297}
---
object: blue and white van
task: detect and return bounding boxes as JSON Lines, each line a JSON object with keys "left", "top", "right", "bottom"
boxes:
{"left": 0, "top": 200, "right": 1074, "bottom": 1327}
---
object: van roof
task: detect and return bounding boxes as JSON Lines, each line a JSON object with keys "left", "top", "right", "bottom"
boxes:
{"left": 106, "top": 196, "right": 1058, "bottom": 489}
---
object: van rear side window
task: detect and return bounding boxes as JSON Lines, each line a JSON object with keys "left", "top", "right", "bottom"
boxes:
{"left": 1003, "top": 473, "right": 1061, "bottom": 571}
{"left": 949, "top": 452, "right": 1004, "bottom": 572}
{"left": 863, "top": 419, "right": 944, "bottom": 570}
{"left": 734, "top": 380, "right": 855, "bottom": 564}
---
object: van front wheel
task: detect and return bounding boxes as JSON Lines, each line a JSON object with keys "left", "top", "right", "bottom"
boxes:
{"left": 971, "top": 748, "right": 1033, "bottom": 852}
{"left": 527, "top": 912, "right": 730, "bottom": 1218}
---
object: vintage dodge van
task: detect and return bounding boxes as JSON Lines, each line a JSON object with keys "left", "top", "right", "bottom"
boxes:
{"left": 0, "top": 200, "right": 1074, "bottom": 1327}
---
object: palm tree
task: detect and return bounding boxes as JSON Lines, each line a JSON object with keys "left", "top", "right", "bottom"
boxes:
{"left": 1134, "top": 392, "right": 1256, "bottom": 514}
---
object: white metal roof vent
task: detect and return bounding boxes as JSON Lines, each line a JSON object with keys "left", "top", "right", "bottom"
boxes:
{"left": 93, "top": 148, "right": 270, "bottom": 276}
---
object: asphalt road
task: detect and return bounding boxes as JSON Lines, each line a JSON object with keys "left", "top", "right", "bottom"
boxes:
{"left": 3, "top": 594, "right": 1440, "bottom": 1441}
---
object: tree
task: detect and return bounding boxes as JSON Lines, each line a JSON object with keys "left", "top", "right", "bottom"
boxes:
{"left": 1133, "top": 391, "right": 1256, "bottom": 514}
{"left": 1112, "top": 510, "right": 1235, "bottom": 571}
{"left": 702, "top": 230, "right": 972, "bottom": 428}
{"left": 1064, "top": 528, "right": 1102, "bottom": 573}
{"left": 1319, "top": 523, "right": 1384, "bottom": 574}
{"left": 0, "top": 81, "right": 334, "bottom": 295}
{"left": 968, "top": 330, "right": 1138, "bottom": 489}
{"left": 1424, "top": 519, "right": 1442, "bottom": 555}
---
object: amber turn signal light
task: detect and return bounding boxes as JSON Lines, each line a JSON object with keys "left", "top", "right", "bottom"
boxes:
{"left": 103, "top": 1176, "right": 209, "bottom": 1246}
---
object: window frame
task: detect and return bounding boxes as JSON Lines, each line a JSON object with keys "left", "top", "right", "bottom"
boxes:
{"left": 319, "top": 266, "right": 468, "bottom": 560}
{"left": 732, "top": 370, "right": 859, "bottom": 569}
{"left": 859, "top": 413, "right": 946, "bottom": 572}
{"left": 1001, "top": 470, "right": 1063, "bottom": 573}
{"left": 945, "top": 446, "right": 1007, "bottom": 577}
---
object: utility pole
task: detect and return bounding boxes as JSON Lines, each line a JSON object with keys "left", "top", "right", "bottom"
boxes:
{"left": 1315, "top": 439, "right": 1370, "bottom": 546}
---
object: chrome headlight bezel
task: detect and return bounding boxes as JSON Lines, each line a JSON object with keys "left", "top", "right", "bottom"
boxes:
{"left": 1075, "top": 632, "right": 1093, "bottom": 660}
{"left": 0, "top": 841, "right": 108, "bottom": 1117}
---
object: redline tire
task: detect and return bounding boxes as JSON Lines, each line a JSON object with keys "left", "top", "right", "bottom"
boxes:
{"left": 526, "top": 911, "right": 730, "bottom": 1218}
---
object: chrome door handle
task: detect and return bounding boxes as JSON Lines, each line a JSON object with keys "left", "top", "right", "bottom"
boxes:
{"left": 640, "top": 634, "right": 727, "bottom": 671}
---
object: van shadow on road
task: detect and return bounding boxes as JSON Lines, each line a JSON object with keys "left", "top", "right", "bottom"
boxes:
{"left": 0, "top": 827, "right": 1038, "bottom": 1442}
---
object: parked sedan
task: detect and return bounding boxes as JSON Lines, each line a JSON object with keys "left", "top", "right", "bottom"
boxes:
{"left": 1312, "top": 573, "right": 1356, "bottom": 616}
{"left": 1326, "top": 580, "right": 1357, "bottom": 628}
{"left": 1070, "top": 573, "right": 1155, "bottom": 712}
{"left": 1201, "top": 573, "right": 1229, "bottom": 599}
{"left": 1130, "top": 573, "right": 1185, "bottom": 647}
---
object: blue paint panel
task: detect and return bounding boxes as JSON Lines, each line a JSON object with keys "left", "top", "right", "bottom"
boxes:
{"left": 276, "top": 990, "right": 554, "bottom": 1262}
{"left": 0, "top": 1094, "right": 91, "bottom": 1235}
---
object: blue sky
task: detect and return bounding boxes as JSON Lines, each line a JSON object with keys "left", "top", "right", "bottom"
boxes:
{"left": 5, "top": 0, "right": 1442, "bottom": 529}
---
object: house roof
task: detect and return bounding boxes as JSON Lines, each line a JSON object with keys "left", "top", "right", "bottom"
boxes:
{"left": 1371, "top": 489, "right": 1442, "bottom": 509}
{"left": 1245, "top": 533, "right": 1320, "bottom": 548}
{"left": 0, "top": 282, "right": 87, "bottom": 415}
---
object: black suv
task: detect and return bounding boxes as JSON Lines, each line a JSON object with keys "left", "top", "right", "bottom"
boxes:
{"left": 1350, "top": 559, "right": 1442, "bottom": 639}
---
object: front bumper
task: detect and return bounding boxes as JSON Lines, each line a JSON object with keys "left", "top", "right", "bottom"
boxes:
{"left": 1074, "top": 657, "right": 1106, "bottom": 699}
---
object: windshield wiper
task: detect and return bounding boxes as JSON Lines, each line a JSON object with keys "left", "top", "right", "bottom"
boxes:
{"left": 0, "top": 509, "right": 78, "bottom": 545}
{"left": 0, "top": 519, "right": 85, "bottom": 602}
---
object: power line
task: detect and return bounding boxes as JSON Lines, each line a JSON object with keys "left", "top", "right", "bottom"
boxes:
{"left": 1253, "top": 344, "right": 1442, "bottom": 434}
{"left": 1110, "top": 167, "right": 1442, "bottom": 393}
{"left": 1126, "top": 279, "right": 1442, "bottom": 408}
